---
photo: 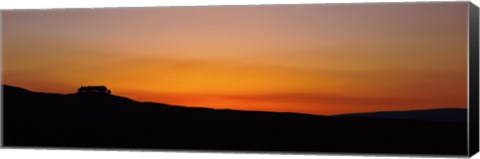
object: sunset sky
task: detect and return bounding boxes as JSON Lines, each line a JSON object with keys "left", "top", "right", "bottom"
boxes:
{"left": 2, "top": 2, "right": 469, "bottom": 115}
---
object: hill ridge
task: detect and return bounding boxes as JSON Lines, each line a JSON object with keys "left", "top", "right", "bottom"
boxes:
{"left": 2, "top": 84, "right": 468, "bottom": 155}
{"left": 2, "top": 84, "right": 466, "bottom": 121}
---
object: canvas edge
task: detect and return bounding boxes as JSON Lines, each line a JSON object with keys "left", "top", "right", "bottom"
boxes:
{"left": 469, "top": 1, "right": 480, "bottom": 157}
{"left": 0, "top": 10, "right": 4, "bottom": 149}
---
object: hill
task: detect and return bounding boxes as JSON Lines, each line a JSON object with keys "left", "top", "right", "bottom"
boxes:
{"left": 335, "top": 108, "right": 466, "bottom": 122}
{"left": 2, "top": 85, "right": 468, "bottom": 156}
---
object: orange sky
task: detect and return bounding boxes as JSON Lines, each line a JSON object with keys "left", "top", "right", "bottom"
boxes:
{"left": 2, "top": 2, "right": 469, "bottom": 115}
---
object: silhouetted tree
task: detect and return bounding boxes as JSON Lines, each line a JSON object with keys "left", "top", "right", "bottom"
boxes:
{"left": 77, "top": 85, "right": 111, "bottom": 94}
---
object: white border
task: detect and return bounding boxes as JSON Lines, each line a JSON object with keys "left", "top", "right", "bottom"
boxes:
{"left": 0, "top": 0, "right": 478, "bottom": 159}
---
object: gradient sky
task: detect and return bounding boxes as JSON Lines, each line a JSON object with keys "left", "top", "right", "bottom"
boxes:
{"left": 2, "top": 2, "right": 469, "bottom": 115}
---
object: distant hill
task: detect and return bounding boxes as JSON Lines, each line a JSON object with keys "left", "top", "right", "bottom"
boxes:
{"left": 2, "top": 85, "right": 468, "bottom": 156}
{"left": 335, "top": 108, "right": 467, "bottom": 122}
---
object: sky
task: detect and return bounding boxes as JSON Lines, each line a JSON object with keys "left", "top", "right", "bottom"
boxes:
{"left": 2, "top": 2, "right": 469, "bottom": 115}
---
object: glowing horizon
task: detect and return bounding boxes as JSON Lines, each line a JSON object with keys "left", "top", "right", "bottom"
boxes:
{"left": 2, "top": 2, "right": 469, "bottom": 115}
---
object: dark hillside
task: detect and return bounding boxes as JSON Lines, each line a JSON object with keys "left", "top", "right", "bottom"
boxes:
{"left": 2, "top": 85, "right": 468, "bottom": 156}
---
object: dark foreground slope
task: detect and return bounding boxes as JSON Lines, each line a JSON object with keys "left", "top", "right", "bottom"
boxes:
{"left": 336, "top": 108, "right": 467, "bottom": 122}
{"left": 3, "top": 85, "right": 467, "bottom": 156}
